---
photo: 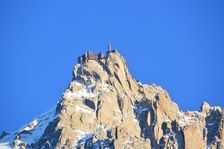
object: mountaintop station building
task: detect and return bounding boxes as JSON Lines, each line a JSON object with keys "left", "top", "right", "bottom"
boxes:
{"left": 78, "top": 42, "right": 115, "bottom": 64}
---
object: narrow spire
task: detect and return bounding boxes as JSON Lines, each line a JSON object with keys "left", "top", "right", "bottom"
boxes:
{"left": 108, "top": 40, "right": 112, "bottom": 52}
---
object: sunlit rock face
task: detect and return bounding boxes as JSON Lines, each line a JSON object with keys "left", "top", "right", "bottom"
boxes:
{"left": 0, "top": 50, "right": 223, "bottom": 149}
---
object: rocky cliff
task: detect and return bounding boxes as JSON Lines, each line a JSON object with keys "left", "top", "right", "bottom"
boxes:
{"left": 0, "top": 50, "right": 223, "bottom": 149}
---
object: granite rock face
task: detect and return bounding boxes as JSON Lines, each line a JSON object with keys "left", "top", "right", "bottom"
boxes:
{"left": 0, "top": 50, "right": 223, "bottom": 149}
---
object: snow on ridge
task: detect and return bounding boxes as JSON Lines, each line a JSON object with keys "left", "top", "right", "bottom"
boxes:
{"left": 64, "top": 83, "right": 99, "bottom": 100}
{"left": 0, "top": 142, "right": 11, "bottom": 149}
{"left": 20, "top": 119, "right": 38, "bottom": 132}
{"left": 65, "top": 80, "right": 114, "bottom": 102}
{"left": 20, "top": 106, "right": 57, "bottom": 144}
{"left": 0, "top": 106, "right": 57, "bottom": 147}
{"left": 177, "top": 111, "right": 203, "bottom": 127}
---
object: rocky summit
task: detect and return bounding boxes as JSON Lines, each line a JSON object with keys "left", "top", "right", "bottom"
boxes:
{"left": 0, "top": 48, "right": 223, "bottom": 149}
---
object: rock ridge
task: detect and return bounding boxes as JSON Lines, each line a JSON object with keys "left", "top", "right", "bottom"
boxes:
{"left": 0, "top": 49, "right": 223, "bottom": 149}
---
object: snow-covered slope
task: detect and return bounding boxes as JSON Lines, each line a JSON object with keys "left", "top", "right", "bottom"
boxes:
{"left": 0, "top": 107, "right": 57, "bottom": 149}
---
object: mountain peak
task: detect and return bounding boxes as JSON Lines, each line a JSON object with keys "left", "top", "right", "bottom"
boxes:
{"left": 0, "top": 47, "right": 223, "bottom": 149}
{"left": 74, "top": 49, "right": 134, "bottom": 91}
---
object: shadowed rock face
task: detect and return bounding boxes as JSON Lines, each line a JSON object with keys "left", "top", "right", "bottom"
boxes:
{"left": 0, "top": 50, "right": 223, "bottom": 149}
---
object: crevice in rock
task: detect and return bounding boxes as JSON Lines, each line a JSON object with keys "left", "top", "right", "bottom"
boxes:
{"left": 96, "top": 100, "right": 101, "bottom": 119}
{"left": 134, "top": 100, "right": 151, "bottom": 140}
{"left": 127, "top": 79, "right": 132, "bottom": 91}
{"left": 106, "top": 80, "right": 113, "bottom": 86}
{"left": 149, "top": 101, "right": 158, "bottom": 148}
{"left": 84, "top": 99, "right": 95, "bottom": 110}
{"left": 115, "top": 127, "right": 118, "bottom": 139}
{"left": 115, "top": 63, "right": 120, "bottom": 68}
{"left": 93, "top": 72, "right": 100, "bottom": 81}
{"left": 114, "top": 72, "right": 123, "bottom": 87}
{"left": 117, "top": 96, "right": 124, "bottom": 114}
{"left": 171, "top": 120, "right": 185, "bottom": 149}
{"left": 205, "top": 109, "right": 222, "bottom": 144}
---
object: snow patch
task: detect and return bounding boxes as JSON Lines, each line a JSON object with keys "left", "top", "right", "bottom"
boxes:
{"left": 177, "top": 112, "right": 200, "bottom": 127}
{"left": 64, "top": 83, "right": 99, "bottom": 99}
{"left": 20, "top": 119, "right": 38, "bottom": 132}
{"left": 0, "top": 142, "right": 11, "bottom": 149}
{"left": 76, "top": 105, "right": 94, "bottom": 114}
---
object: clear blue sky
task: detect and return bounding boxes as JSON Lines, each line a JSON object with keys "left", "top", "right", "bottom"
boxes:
{"left": 0, "top": 0, "right": 223, "bottom": 132}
